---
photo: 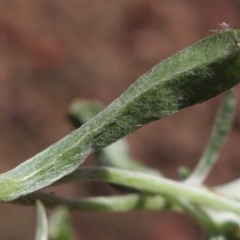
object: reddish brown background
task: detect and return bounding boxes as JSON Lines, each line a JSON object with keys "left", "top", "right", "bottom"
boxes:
{"left": 1, "top": 0, "right": 240, "bottom": 239}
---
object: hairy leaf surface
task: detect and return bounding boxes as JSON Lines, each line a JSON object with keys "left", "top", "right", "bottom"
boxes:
{"left": 1, "top": 29, "right": 240, "bottom": 201}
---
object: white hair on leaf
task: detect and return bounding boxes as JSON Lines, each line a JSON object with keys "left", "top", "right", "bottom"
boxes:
{"left": 220, "top": 22, "right": 231, "bottom": 30}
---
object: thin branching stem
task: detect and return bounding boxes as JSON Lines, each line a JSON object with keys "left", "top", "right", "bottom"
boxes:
{"left": 53, "top": 166, "right": 240, "bottom": 214}
{"left": 14, "top": 192, "right": 170, "bottom": 212}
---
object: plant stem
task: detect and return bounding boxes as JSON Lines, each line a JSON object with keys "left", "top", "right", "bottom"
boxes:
{"left": 14, "top": 192, "right": 171, "bottom": 212}
{"left": 56, "top": 166, "right": 240, "bottom": 214}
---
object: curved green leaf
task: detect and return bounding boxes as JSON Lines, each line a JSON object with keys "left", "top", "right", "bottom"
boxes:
{"left": 69, "top": 99, "right": 161, "bottom": 175}
{"left": 1, "top": 29, "right": 240, "bottom": 201}
{"left": 36, "top": 200, "right": 48, "bottom": 240}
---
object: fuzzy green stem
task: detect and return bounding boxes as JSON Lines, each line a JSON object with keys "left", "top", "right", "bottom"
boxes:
{"left": 56, "top": 166, "right": 240, "bottom": 214}
{"left": 14, "top": 192, "right": 170, "bottom": 212}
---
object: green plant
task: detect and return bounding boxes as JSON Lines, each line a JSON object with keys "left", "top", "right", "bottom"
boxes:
{"left": 36, "top": 201, "right": 75, "bottom": 240}
{"left": 1, "top": 28, "right": 240, "bottom": 239}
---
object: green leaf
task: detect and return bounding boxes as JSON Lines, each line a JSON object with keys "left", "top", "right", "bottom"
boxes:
{"left": 36, "top": 200, "right": 48, "bottom": 240}
{"left": 1, "top": 29, "right": 240, "bottom": 201}
{"left": 48, "top": 206, "right": 75, "bottom": 240}
{"left": 68, "top": 99, "right": 104, "bottom": 127}
{"left": 214, "top": 178, "right": 240, "bottom": 201}
{"left": 69, "top": 99, "right": 161, "bottom": 175}
{"left": 185, "top": 89, "right": 236, "bottom": 185}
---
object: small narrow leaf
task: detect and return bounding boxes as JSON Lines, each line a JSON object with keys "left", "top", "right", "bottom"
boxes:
{"left": 178, "top": 166, "right": 191, "bottom": 180}
{"left": 36, "top": 200, "right": 48, "bottom": 240}
{"left": 1, "top": 29, "right": 240, "bottom": 201}
{"left": 185, "top": 89, "right": 236, "bottom": 185}
{"left": 214, "top": 178, "right": 240, "bottom": 201}
{"left": 69, "top": 99, "right": 104, "bottom": 127}
{"left": 48, "top": 206, "right": 75, "bottom": 240}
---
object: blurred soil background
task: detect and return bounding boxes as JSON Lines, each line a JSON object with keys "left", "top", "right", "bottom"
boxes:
{"left": 1, "top": 0, "right": 240, "bottom": 239}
